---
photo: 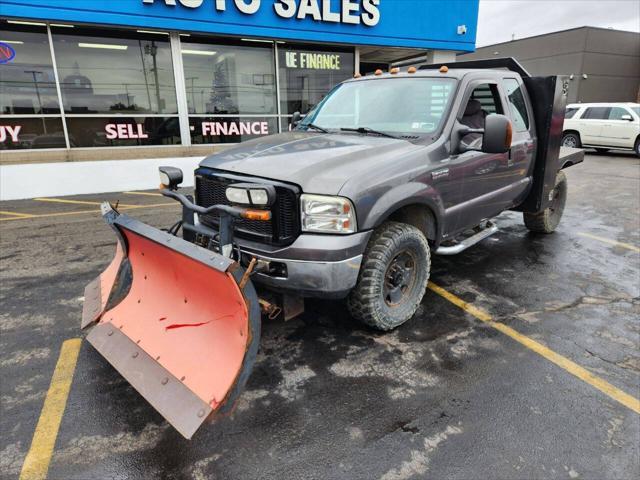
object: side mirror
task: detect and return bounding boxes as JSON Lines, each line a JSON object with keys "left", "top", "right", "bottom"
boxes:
{"left": 291, "top": 111, "right": 302, "bottom": 128}
{"left": 159, "top": 166, "right": 183, "bottom": 190}
{"left": 620, "top": 114, "right": 633, "bottom": 121}
{"left": 481, "top": 114, "right": 513, "bottom": 154}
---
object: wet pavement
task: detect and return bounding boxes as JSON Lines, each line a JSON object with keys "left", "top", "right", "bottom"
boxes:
{"left": 1, "top": 152, "right": 639, "bottom": 480}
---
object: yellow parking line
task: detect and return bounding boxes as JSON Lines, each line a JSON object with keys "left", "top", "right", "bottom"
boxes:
{"left": 428, "top": 282, "right": 640, "bottom": 415}
{"left": 19, "top": 339, "right": 82, "bottom": 480}
{"left": 0, "top": 210, "right": 36, "bottom": 218}
{"left": 0, "top": 203, "right": 178, "bottom": 222}
{"left": 578, "top": 232, "right": 640, "bottom": 253}
{"left": 33, "top": 197, "right": 136, "bottom": 208}
{"left": 123, "top": 191, "right": 163, "bottom": 197}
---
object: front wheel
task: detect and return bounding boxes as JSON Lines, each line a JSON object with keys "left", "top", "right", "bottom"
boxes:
{"left": 523, "top": 170, "right": 568, "bottom": 233}
{"left": 348, "top": 222, "right": 430, "bottom": 331}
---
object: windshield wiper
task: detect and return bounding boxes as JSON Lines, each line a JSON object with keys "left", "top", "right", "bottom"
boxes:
{"left": 302, "top": 123, "right": 329, "bottom": 133}
{"left": 340, "top": 127, "right": 399, "bottom": 139}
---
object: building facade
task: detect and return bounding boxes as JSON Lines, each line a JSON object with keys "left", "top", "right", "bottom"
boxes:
{"left": 459, "top": 27, "right": 640, "bottom": 104}
{"left": 0, "top": 0, "right": 479, "bottom": 158}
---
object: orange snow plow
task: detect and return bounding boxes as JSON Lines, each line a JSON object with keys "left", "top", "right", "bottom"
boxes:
{"left": 81, "top": 201, "right": 263, "bottom": 439}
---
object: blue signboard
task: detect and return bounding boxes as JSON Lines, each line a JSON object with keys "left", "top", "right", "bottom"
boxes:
{"left": 0, "top": 0, "right": 479, "bottom": 51}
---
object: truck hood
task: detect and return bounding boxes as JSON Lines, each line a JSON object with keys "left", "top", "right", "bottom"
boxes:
{"left": 199, "top": 132, "right": 423, "bottom": 195}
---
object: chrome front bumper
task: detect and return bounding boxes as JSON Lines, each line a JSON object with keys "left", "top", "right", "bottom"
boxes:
{"left": 250, "top": 254, "right": 363, "bottom": 298}
{"left": 182, "top": 220, "right": 371, "bottom": 298}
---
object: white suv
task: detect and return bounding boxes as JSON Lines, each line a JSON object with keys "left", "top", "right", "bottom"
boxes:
{"left": 563, "top": 103, "right": 640, "bottom": 157}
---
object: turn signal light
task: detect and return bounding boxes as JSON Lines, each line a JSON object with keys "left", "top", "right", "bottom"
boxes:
{"left": 241, "top": 209, "right": 272, "bottom": 221}
{"left": 505, "top": 121, "right": 513, "bottom": 149}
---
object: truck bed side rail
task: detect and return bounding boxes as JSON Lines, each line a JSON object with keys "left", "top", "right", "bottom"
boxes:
{"left": 419, "top": 57, "right": 530, "bottom": 77}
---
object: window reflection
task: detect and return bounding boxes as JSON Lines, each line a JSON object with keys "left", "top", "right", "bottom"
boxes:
{"left": 278, "top": 45, "right": 354, "bottom": 115}
{"left": 181, "top": 38, "right": 276, "bottom": 115}
{"left": 0, "top": 23, "right": 60, "bottom": 115}
{"left": 51, "top": 27, "right": 177, "bottom": 114}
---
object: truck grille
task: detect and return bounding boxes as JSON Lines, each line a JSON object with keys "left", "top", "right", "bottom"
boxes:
{"left": 195, "top": 170, "right": 300, "bottom": 246}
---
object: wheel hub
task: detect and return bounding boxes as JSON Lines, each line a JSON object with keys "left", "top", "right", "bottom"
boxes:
{"left": 384, "top": 251, "right": 417, "bottom": 306}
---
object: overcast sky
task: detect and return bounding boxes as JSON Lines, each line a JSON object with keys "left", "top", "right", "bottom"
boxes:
{"left": 476, "top": 0, "right": 640, "bottom": 46}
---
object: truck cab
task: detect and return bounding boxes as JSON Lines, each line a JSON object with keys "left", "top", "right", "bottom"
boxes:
{"left": 175, "top": 59, "right": 581, "bottom": 330}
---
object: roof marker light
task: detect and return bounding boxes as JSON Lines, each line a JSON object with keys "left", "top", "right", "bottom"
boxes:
{"left": 390, "top": 67, "right": 400, "bottom": 74}
{"left": 354, "top": 73, "right": 362, "bottom": 78}
{"left": 439, "top": 66, "right": 449, "bottom": 73}
{"left": 407, "top": 66, "right": 417, "bottom": 74}
{"left": 374, "top": 69, "right": 383, "bottom": 76}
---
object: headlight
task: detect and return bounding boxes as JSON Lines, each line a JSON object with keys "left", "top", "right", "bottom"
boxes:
{"left": 301, "top": 194, "right": 357, "bottom": 234}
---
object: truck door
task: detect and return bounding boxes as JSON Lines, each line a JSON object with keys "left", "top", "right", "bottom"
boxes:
{"left": 446, "top": 81, "right": 526, "bottom": 234}
{"left": 601, "top": 106, "right": 640, "bottom": 148}
{"left": 577, "top": 106, "right": 610, "bottom": 145}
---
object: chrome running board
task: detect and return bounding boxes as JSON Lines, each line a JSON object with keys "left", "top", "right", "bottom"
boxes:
{"left": 436, "top": 221, "right": 498, "bottom": 256}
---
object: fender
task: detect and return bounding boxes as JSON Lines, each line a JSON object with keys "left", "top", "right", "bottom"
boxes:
{"left": 359, "top": 181, "right": 445, "bottom": 243}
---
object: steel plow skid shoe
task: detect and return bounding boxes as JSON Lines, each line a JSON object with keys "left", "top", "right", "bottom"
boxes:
{"left": 81, "top": 203, "right": 261, "bottom": 439}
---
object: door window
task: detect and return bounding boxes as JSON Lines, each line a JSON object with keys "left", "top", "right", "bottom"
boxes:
{"left": 460, "top": 83, "right": 503, "bottom": 146}
{"left": 504, "top": 79, "right": 530, "bottom": 131}
{"left": 582, "top": 107, "right": 610, "bottom": 120}
{"left": 608, "top": 107, "right": 630, "bottom": 120}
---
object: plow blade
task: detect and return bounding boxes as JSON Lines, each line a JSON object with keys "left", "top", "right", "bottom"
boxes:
{"left": 82, "top": 204, "right": 261, "bottom": 439}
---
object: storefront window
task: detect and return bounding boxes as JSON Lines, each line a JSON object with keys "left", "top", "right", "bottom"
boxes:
{"left": 0, "top": 118, "right": 66, "bottom": 150}
{"left": 278, "top": 44, "right": 354, "bottom": 115}
{"left": 181, "top": 37, "right": 277, "bottom": 115}
{"left": 51, "top": 27, "right": 177, "bottom": 114}
{"left": 66, "top": 116, "right": 180, "bottom": 148}
{"left": 0, "top": 22, "right": 60, "bottom": 115}
{"left": 190, "top": 116, "right": 278, "bottom": 144}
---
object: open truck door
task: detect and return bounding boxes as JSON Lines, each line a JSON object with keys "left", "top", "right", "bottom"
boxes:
{"left": 81, "top": 203, "right": 261, "bottom": 439}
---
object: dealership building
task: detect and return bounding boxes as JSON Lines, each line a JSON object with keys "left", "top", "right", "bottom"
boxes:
{"left": 0, "top": 0, "right": 479, "bottom": 199}
{"left": 459, "top": 27, "right": 640, "bottom": 104}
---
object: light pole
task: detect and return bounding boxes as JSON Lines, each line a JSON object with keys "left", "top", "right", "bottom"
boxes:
{"left": 25, "top": 70, "right": 47, "bottom": 133}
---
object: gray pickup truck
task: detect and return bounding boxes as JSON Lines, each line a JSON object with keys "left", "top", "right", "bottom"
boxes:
{"left": 176, "top": 58, "right": 583, "bottom": 330}
{"left": 82, "top": 58, "right": 584, "bottom": 438}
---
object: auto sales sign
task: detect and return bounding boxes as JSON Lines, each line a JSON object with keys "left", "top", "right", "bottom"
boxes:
{"left": 1, "top": 0, "right": 479, "bottom": 51}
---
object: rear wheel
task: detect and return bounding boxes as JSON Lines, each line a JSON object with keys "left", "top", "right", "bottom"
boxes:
{"left": 523, "top": 170, "right": 567, "bottom": 233}
{"left": 562, "top": 132, "right": 581, "bottom": 149}
{"left": 348, "top": 222, "right": 430, "bottom": 331}
{"left": 635, "top": 138, "right": 640, "bottom": 158}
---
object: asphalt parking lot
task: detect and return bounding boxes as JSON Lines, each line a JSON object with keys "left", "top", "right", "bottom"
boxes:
{"left": 1, "top": 152, "right": 639, "bottom": 480}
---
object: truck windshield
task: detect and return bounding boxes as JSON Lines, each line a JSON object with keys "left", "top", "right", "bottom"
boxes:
{"left": 300, "top": 77, "right": 457, "bottom": 136}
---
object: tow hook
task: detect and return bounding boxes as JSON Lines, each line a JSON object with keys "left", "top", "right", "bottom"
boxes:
{"left": 259, "top": 299, "right": 282, "bottom": 320}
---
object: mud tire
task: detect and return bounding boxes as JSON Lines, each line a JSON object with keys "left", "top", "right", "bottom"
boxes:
{"left": 348, "top": 222, "right": 430, "bottom": 331}
{"left": 523, "top": 170, "right": 568, "bottom": 234}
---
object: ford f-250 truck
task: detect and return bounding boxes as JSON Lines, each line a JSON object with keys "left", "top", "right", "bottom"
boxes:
{"left": 82, "top": 58, "right": 583, "bottom": 438}
{"left": 179, "top": 58, "right": 583, "bottom": 329}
